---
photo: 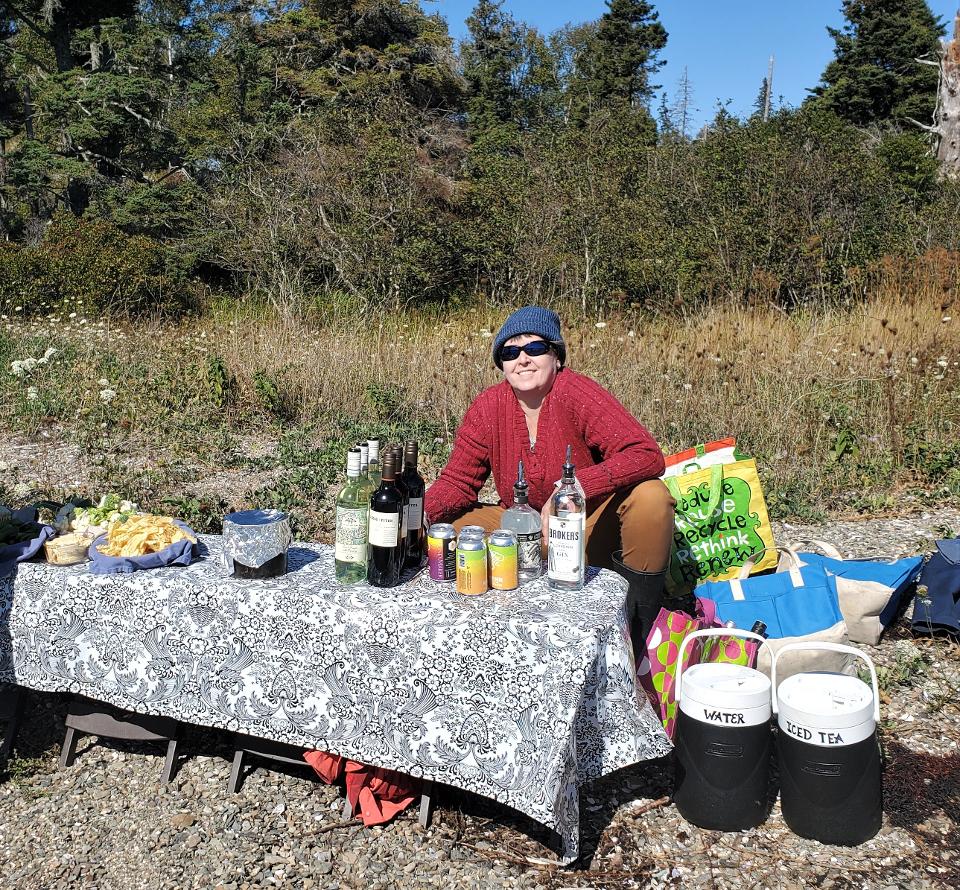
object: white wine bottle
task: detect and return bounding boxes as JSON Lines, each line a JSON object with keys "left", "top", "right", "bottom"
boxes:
{"left": 335, "top": 448, "right": 369, "bottom": 584}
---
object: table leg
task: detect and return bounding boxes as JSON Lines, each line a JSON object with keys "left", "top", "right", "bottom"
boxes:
{"left": 162, "top": 736, "right": 180, "bottom": 783}
{"left": 418, "top": 779, "right": 434, "bottom": 828}
{"left": 228, "top": 749, "right": 245, "bottom": 794}
{"left": 60, "top": 725, "right": 79, "bottom": 769}
{"left": 0, "top": 686, "right": 24, "bottom": 764}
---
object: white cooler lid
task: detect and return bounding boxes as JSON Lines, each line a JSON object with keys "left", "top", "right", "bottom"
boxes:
{"left": 777, "top": 672, "right": 874, "bottom": 730}
{"left": 681, "top": 662, "right": 771, "bottom": 712}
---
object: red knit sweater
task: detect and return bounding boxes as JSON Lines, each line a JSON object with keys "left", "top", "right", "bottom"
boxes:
{"left": 424, "top": 369, "right": 665, "bottom": 522}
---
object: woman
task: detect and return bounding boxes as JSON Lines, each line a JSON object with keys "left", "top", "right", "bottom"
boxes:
{"left": 424, "top": 306, "right": 675, "bottom": 635}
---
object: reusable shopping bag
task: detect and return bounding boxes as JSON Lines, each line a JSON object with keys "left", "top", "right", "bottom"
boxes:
{"left": 913, "top": 538, "right": 960, "bottom": 638}
{"left": 663, "top": 454, "right": 777, "bottom": 596}
{"left": 662, "top": 437, "right": 741, "bottom": 478}
{"left": 777, "top": 541, "right": 922, "bottom": 645}
{"left": 697, "top": 550, "right": 851, "bottom": 680}
{"left": 637, "top": 598, "right": 759, "bottom": 739}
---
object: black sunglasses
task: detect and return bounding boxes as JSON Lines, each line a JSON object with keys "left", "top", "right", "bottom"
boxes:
{"left": 499, "top": 340, "right": 552, "bottom": 362}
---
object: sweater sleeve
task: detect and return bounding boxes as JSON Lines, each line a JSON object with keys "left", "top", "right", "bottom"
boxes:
{"left": 424, "top": 395, "right": 491, "bottom": 523}
{"left": 566, "top": 374, "right": 665, "bottom": 502}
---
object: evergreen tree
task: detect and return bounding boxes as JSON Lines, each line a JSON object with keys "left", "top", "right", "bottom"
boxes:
{"left": 258, "top": 0, "right": 461, "bottom": 113}
{"left": 809, "top": 0, "right": 946, "bottom": 127}
{"left": 560, "top": 0, "right": 666, "bottom": 134}
{"left": 461, "top": 0, "right": 523, "bottom": 134}
{"left": 752, "top": 77, "right": 769, "bottom": 120}
{"left": 461, "top": 0, "right": 558, "bottom": 137}
{"left": 587, "top": 0, "right": 667, "bottom": 107}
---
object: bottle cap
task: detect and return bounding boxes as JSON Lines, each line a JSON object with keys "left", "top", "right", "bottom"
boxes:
{"left": 367, "top": 439, "right": 380, "bottom": 461}
{"left": 346, "top": 448, "right": 361, "bottom": 477}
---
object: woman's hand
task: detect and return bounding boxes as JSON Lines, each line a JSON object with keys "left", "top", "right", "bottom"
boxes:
{"left": 540, "top": 498, "right": 552, "bottom": 549}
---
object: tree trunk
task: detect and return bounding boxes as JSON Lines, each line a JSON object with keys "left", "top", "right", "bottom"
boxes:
{"left": 938, "top": 14, "right": 960, "bottom": 175}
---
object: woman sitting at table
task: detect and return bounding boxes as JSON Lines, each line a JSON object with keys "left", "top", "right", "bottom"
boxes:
{"left": 423, "top": 305, "right": 676, "bottom": 635}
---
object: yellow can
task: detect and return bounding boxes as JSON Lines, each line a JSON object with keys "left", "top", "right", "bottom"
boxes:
{"left": 488, "top": 530, "right": 519, "bottom": 590}
{"left": 456, "top": 536, "right": 487, "bottom": 596}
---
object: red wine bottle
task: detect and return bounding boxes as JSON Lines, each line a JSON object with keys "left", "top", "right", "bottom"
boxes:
{"left": 401, "top": 441, "right": 425, "bottom": 568}
{"left": 367, "top": 451, "right": 403, "bottom": 587}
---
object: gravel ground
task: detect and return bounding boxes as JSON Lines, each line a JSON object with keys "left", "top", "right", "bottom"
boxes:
{"left": 0, "top": 513, "right": 958, "bottom": 890}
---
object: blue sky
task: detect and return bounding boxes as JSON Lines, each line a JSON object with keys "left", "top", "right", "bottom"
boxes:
{"left": 427, "top": 0, "right": 959, "bottom": 131}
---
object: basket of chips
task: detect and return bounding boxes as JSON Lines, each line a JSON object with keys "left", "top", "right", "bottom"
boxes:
{"left": 89, "top": 514, "right": 199, "bottom": 574}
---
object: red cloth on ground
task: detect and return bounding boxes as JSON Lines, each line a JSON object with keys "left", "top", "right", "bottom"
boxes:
{"left": 303, "top": 751, "right": 420, "bottom": 827}
{"left": 423, "top": 368, "right": 665, "bottom": 522}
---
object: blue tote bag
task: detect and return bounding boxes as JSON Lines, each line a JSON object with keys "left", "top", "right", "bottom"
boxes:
{"left": 777, "top": 540, "right": 922, "bottom": 644}
{"left": 697, "top": 550, "right": 850, "bottom": 678}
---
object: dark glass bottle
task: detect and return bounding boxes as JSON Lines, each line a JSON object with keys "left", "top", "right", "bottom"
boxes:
{"left": 367, "top": 451, "right": 404, "bottom": 587}
{"left": 390, "top": 446, "right": 409, "bottom": 568}
{"left": 401, "top": 441, "right": 425, "bottom": 568}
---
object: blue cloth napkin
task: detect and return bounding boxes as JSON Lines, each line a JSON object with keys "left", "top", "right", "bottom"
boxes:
{"left": 87, "top": 523, "right": 198, "bottom": 574}
{"left": 0, "top": 524, "right": 56, "bottom": 579}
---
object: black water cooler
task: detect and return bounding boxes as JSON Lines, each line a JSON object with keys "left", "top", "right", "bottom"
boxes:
{"left": 772, "top": 642, "right": 883, "bottom": 845}
{"left": 673, "top": 629, "right": 773, "bottom": 830}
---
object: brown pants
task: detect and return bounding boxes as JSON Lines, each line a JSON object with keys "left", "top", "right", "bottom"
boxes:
{"left": 451, "top": 479, "right": 675, "bottom": 573}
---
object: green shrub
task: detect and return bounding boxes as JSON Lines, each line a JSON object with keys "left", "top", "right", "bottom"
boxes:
{"left": 0, "top": 213, "right": 196, "bottom": 317}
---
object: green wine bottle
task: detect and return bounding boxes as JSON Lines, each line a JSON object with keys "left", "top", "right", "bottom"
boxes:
{"left": 335, "top": 447, "right": 369, "bottom": 584}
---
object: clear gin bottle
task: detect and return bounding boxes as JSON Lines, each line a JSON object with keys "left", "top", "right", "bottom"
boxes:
{"left": 502, "top": 460, "right": 542, "bottom": 584}
{"left": 547, "top": 445, "right": 586, "bottom": 591}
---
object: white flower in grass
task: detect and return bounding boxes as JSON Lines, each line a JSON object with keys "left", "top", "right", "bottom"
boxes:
{"left": 682, "top": 383, "right": 692, "bottom": 391}
{"left": 26, "top": 386, "right": 38, "bottom": 401}
{"left": 99, "top": 388, "right": 117, "bottom": 404}
{"left": 98, "top": 378, "right": 110, "bottom": 387}
{"left": 594, "top": 321, "right": 607, "bottom": 329}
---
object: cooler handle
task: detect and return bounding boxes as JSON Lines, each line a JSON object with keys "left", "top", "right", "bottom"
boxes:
{"left": 770, "top": 642, "right": 879, "bottom": 723}
{"left": 675, "top": 627, "right": 770, "bottom": 702}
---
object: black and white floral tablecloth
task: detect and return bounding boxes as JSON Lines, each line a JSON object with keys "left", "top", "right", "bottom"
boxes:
{"left": 0, "top": 538, "right": 671, "bottom": 860}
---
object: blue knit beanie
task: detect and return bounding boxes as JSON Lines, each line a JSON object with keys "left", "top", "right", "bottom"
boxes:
{"left": 492, "top": 306, "right": 566, "bottom": 369}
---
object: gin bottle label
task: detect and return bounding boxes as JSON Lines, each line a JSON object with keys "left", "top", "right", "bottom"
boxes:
{"left": 548, "top": 514, "right": 584, "bottom": 582}
{"left": 517, "top": 531, "right": 541, "bottom": 574}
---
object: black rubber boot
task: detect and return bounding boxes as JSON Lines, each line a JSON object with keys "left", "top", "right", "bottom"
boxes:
{"left": 611, "top": 550, "right": 666, "bottom": 661}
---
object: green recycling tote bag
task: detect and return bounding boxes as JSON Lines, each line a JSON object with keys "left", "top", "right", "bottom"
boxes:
{"left": 664, "top": 458, "right": 777, "bottom": 596}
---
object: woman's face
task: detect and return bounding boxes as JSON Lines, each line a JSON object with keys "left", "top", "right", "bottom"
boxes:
{"left": 501, "top": 333, "right": 560, "bottom": 397}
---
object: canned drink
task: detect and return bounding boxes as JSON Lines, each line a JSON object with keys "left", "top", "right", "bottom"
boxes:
{"left": 456, "top": 535, "right": 488, "bottom": 596}
{"left": 427, "top": 523, "right": 457, "bottom": 581}
{"left": 488, "top": 529, "right": 519, "bottom": 591}
{"left": 459, "top": 525, "right": 486, "bottom": 539}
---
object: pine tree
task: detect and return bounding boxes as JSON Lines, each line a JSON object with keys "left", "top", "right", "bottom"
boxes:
{"left": 588, "top": 0, "right": 667, "bottom": 107}
{"left": 809, "top": 0, "right": 946, "bottom": 127}
{"left": 560, "top": 0, "right": 666, "bottom": 134}
{"left": 461, "top": 0, "right": 524, "bottom": 134}
{"left": 461, "top": 0, "right": 559, "bottom": 136}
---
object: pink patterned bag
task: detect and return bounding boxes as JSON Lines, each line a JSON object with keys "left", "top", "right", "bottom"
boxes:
{"left": 637, "top": 598, "right": 759, "bottom": 739}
